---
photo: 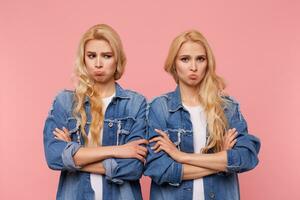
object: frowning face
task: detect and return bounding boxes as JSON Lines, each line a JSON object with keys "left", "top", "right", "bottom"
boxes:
{"left": 175, "top": 41, "right": 207, "bottom": 87}
{"left": 84, "top": 39, "right": 117, "bottom": 84}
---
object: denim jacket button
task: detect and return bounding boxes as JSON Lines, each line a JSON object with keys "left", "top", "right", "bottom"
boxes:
{"left": 108, "top": 122, "right": 113, "bottom": 127}
{"left": 209, "top": 192, "right": 215, "bottom": 198}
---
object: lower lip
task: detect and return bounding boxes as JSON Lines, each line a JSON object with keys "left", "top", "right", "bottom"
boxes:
{"left": 189, "top": 75, "right": 198, "bottom": 80}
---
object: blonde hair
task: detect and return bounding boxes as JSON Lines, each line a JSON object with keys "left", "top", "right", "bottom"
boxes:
{"left": 73, "top": 24, "right": 126, "bottom": 147}
{"left": 164, "top": 30, "right": 228, "bottom": 153}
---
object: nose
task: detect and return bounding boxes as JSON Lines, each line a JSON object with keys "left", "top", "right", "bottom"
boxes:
{"left": 95, "top": 56, "right": 103, "bottom": 69}
{"left": 190, "top": 60, "right": 197, "bottom": 72}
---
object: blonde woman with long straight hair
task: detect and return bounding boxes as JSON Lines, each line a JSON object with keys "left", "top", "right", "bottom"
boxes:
{"left": 144, "top": 30, "right": 261, "bottom": 200}
{"left": 43, "top": 24, "right": 148, "bottom": 200}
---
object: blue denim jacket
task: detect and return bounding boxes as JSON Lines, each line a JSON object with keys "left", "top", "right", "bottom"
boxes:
{"left": 144, "top": 86, "right": 261, "bottom": 200}
{"left": 43, "top": 83, "right": 146, "bottom": 200}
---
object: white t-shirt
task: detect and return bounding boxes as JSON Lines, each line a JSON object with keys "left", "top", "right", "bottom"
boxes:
{"left": 183, "top": 103, "right": 207, "bottom": 200}
{"left": 89, "top": 93, "right": 115, "bottom": 200}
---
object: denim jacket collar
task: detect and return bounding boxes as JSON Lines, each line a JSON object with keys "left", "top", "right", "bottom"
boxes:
{"left": 167, "top": 86, "right": 184, "bottom": 113}
{"left": 84, "top": 82, "right": 130, "bottom": 103}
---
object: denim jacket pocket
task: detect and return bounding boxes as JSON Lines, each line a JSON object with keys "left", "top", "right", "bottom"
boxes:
{"left": 66, "top": 117, "right": 91, "bottom": 145}
{"left": 115, "top": 117, "right": 136, "bottom": 145}
{"left": 166, "top": 128, "right": 183, "bottom": 150}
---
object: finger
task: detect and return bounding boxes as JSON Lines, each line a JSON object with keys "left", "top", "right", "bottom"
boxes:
{"left": 227, "top": 128, "right": 236, "bottom": 135}
{"left": 151, "top": 142, "right": 160, "bottom": 150}
{"left": 229, "top": 131, "right": 238, "bottom": 141}
{"left": 229, "top": 139, "right": 237, "bottom": 147}
{"left": 53, "top": 131, "right": 64, "bottom": 139}
{"left": 55, "top": 128, "right": 65, "bottom": 135}
{"left": 138, "top": 146, "right": 148, "bottom": 153}
{"left": 230, "top": 128, "right": 236, "bottom": 135}
{"left": 231, "top": 138, "right": 237, "bottom": 144}
{"left": 134, "top": 139, "right": 149, "bottom": 145}
{"left": 149, "top": 137, "right": 163, "bottom": 143}
{"left": 154, "top": 146, "right": 163, "bottom": 154}
{"left": 154, "top": 129, "right": 168, "bottom": 138}
{"left": 137, "top": 149, "right": 147, "bottom": 157}
{"left": 227, "top": 128, "right": 235, "bottom": 136}
{"left": 62, "top": 127, "right": 70, "bottom": 135}
{"left": 54, "top": 130, "right": 69, "bottom": 142}
{"left": 54, "top": 134, "right": 66, "bottom": 141}
{"left": 136, "top": 154, "right": 146, "bottom": 163}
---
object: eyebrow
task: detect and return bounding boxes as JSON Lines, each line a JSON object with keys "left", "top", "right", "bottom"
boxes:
{"left": 86, "top": 51, "right": 113, "bottom": 54}
{"left": 178, "top": 54, "right": 206, "bottom": 57}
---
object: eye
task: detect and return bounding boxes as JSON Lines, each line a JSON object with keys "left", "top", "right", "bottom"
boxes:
{"left": 103, "top": 54, "right": 112, "bottom": 59}
{"left": 87, "top": 53, "right": 96, "bottom": 59}
{"left": 197, "top": 56, "right": 206, "bottom": 62}
{"left": 180, "top": 57, "right": 189, "bottom": 63}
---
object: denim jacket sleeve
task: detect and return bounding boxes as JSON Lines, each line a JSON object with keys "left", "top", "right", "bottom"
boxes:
{"left": 224, "top": 97, "right": 261, "bottom": 173}
{"left": 144, "top": 97, "right": 183, "bottom": 186}
{"left": 43, "top": 91, "right": 81, "bottom": 172}
{"left": 103, "top": 95, "right": 147, "bottom": 184}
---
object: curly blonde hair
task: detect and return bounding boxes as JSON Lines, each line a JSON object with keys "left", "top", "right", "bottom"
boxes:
{"left": 73, "top": 24, "right": 126, "bottom": 147}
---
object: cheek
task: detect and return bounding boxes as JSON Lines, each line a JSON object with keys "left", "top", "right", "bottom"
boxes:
{"left": 198, "top": 62, "right": 208, "bottom": 75}
{"left": 84, "top": 58, "right": 94, "bottom": 70}
{"left": 175, "top": 62, "right": 187, "bottom": 76}
{"left": 104, "top": 59, "right": 117, "bottom": 71}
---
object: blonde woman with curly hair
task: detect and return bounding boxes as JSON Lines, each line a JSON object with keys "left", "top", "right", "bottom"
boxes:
{"left": 43, "top": 24, "right": 147, "bottom": 200}
{"left": 144, "top": 30, "right": 261, "bottom": 200}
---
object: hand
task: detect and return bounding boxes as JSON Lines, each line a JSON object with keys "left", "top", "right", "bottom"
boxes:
{"left": 53, "top": 127, "right": 71, "bottom": 142}
{"left": 222, "top": 128, "right": 238, "bottom": 151}
{"left": 149, "top": 129, "right": 185, "bottom": 162}
{"left": 113, "top": 139, "right": 149, "bottom": 163}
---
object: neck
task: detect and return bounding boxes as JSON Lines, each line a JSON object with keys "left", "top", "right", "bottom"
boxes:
{"left": 179, "top": 82, "right": 201, "bottom": 106}
{"left": 94, "top": 79, "right": 116, "bottom": 98}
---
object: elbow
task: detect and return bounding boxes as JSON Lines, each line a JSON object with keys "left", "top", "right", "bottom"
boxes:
{"left": 227, "top": 148, "right": 260, "bottom": 173}
{"left": 45, "top": 156, "right": 64, "bottom": 171}
{"left": 144, "top": 161, "right": 183, "bottom": 186}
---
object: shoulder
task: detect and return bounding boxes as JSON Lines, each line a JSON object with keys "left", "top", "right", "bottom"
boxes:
{"left": 148, "top": 91, "right": 171, "bottom": 106}
{"left": 54, "top": 89, "right": 75, "bottom": 104}
{"left": 52, "top": 89, "right": 75, "bottom": 112}
{"left": 221, "top": 95, "right": 245, "bottom": 121}
{"left": 221, "top": 95, "right": 240, "bottom": 108}
{"left": 148, "top": 93, "right": 170, "bottom": 116}
{"left": 123, "top": 89, "right": 146, "bottom": 104}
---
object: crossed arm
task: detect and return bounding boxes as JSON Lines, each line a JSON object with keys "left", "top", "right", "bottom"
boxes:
{"left": 149, "top": 128, "right": 237, "bottom": 180}
{"left": 53, "top": 127, "right": 148, "bottom": 175}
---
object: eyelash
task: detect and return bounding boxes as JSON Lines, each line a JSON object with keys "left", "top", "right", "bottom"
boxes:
{"left": 197, "top": 57, "right": 205, "bottom": 62}
{"left": 87, "top": 54, "right": 96, "bottom": 59}
{"left": 180, "top": 57, "right": 205, "bottom": 62}
{"left": 86, "top": 54, "right": 112, "bottom": 59}
{"left": 103, "top": 55, "right": 112, "bottom": 59}
{"left": 181, "top": 57, "right": 189, "bottom": 62}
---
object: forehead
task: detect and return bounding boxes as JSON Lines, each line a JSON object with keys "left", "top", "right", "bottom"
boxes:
{"left": 178, "top": 41, "right": 206, "bottom": 55}
{"left": 85, "top": 39, "right": 112, "bottom": 52}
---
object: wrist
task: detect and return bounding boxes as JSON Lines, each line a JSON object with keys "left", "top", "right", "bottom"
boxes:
{"left": 176, "top": 151, "right": 187, "bottom": 163}
{"left": 180, "top": 152, "right": 193, "bottom": 164}
{"left": 111, "top": 145, "right": 119, "bottom": 158}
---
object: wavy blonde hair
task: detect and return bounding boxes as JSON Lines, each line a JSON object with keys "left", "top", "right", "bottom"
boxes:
{"left": 165, "top": 30, "right": 228, "bottom": 153}
{"left": 73, "top": 24, "right": 126, "bottom": 147}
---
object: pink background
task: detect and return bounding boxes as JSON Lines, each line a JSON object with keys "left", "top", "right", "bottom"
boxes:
{"left": 1, "top": 0, "right": 299, "bottom": 199}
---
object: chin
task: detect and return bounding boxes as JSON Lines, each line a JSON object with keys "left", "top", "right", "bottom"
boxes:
{"left": 186, "top": 80, "right": 201, "bottom": 87}
{"left": 93, "top": 76, "right": 114, "bottom": 84}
